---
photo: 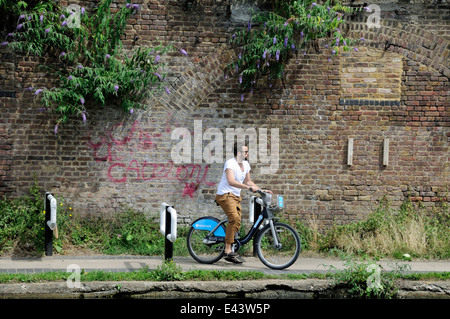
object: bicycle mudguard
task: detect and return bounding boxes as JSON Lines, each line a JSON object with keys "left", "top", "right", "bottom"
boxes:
{"left": 191, "top": 216, "right": 226, "bottom": 237}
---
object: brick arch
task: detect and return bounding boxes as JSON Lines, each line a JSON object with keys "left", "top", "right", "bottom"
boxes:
{"left": 346, "top": 16, "right": 450, "bottom": 79}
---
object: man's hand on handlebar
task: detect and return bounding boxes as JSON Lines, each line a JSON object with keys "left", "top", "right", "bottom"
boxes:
{"left": 249, "top": 187, "right": 273, "bottom": 194}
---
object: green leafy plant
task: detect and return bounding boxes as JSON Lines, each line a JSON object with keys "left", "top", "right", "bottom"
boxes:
{"left": 4, "top": 0, "right": 179, "bottom": 133}
{"left": 0, "top": 178, "right": 44, "bottom": 255}
{"left": 228, "top": 0, "right": 365, "bottom": 93}
{"left": 153, "top": 259, "right": 186, "bottom": 281}
{"left": 328, "top": 256, "right": 410, "bottom": 299}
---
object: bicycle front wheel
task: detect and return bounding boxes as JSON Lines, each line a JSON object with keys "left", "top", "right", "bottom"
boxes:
{"left": 187, "top": 227, "right": 224, "bottom": 264}
{"left": 255, "top": 222, "right": 301, "bottom": 270}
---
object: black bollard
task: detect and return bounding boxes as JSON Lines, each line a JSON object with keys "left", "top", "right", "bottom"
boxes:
{"left": 44, "top": 192, "right": 53, "bottom": 256}
{"left": 160, "top": 203, "right": 177, "bottom": 261}
{"left": 165, "top": 207, "right": 173, "bottom": 261}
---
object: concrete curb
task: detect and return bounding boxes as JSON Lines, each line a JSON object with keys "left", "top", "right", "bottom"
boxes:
{"left": 1, "top": 279, "right": 449, "bottom": 299}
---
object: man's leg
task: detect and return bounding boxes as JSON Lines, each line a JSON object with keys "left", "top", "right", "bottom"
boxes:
{"left": 215, "top": 193, "right": 242, "bottom": 258}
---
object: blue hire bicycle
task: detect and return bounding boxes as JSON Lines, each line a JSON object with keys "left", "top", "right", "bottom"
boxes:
{"left": 187, "top": 190, "right": 301, "bottom": 270}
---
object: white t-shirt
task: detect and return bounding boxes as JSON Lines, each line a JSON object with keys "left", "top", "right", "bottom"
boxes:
{"left": 216, "top": 158, "right": 251, "bottom": 197}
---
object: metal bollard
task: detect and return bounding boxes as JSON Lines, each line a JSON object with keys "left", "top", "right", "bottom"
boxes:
{"left": 44, "top": 192, "right": 57, "bottom": 256}
{"left": 249, "top": 196, "right": 263, "bottom": 257}
{"left": 160, "top": 203, "right": 177, "bottom": 261}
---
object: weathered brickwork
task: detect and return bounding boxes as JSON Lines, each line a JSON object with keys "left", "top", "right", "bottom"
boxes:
{"left": 0, "top": 0, "right": 448, "bottom": 229}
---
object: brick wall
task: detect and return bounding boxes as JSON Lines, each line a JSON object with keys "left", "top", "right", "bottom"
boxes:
{"left": 0, "top": 0, "right": 448, "bottom": 229}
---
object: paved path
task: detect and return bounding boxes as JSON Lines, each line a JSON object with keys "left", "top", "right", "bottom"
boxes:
{"left": 1, "top": 255, "right": 448, "bottom": 275}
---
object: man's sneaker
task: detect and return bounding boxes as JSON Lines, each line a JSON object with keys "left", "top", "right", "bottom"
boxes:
{"left": 224, "top": 252, "right": 244, "bottom": 264}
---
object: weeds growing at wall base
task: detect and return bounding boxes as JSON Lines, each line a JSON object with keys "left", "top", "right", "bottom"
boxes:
{"left": 0, "top": 183, "right": 448, "bottom": 260}
{"left": 317, "top": 198, "right": 450, "bottom": 260}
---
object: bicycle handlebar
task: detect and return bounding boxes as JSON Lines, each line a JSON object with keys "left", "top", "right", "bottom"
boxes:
{"left": 249, "top": 187, "right": 264, "bottom": 193}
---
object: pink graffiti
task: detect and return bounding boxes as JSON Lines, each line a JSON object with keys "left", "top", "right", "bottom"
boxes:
{"left": 86, "top": 120, "right": 215, "bottom": 197}
{"left": 86, "top": 121, "right": 159, "bottom": 162}
{"left": 107, "top": 160, "right": 215, "bottom": 190}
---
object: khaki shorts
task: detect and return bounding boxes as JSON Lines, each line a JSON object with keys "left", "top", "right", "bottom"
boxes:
{"left": 215, "top": 193, "right": 242, "bottom": 245}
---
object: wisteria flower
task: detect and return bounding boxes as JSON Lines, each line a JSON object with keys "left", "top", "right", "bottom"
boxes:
{"left": 180, "top": 48, "right": 188, "bottom": 56}
{"left": 165, "top": 87, "right": 171, "bottom": 94}
{"left": 35, "top": 89, "right": 43, "bottom": 95}
{"left": 263, "top": 49, "right": 268, "bottom": 59}
{"left": 6, "top": 33, "right": 14, "bottom": 38}
{"left": 239, "top": 74, "right": 242, "bottom": 83}
{"left": 354, "top": 47, "right": 359, "bottom": 52}
{"left": 80, "top": 97, "right": 85, "bottom": 105}
{"left": 81, "top": 7, "right": 85, "bottom": 15}
{"left": 155, "top": 55, "right": 160, "bottom": 63}
{"left": 276, "top": 50, "right": 280, "bottom": 61}
{"left": 154, "top": 72, "right": 162, "bottom": 80}
{"left": 60, "top": 52, "right": 66, "bottom": 57}
{"left": 106, "top": 54, "right": 110, "bottom": 59}
{"left": 60, "top": 14, "right": 65, "bottom": 20}
{"left": 40, "top": 15, "right": 44, "bottom": 23}
{"left": 130, "top": 109, "right": 134, "bottom": 114}
{"left": 364, "top": 7, "right": 372, "bottom": 12}
{"left": 1, "top": 42, "right": 8, "bottom": 46}
{"left": 54, "top": 124, "right": 58, "bottom": 135}
{"left": 45, "top": 28, "right": 50, "bottom": 34}
{"left": 76, "top": 65, "right": 83, "bottom": 69}
{"left": 273, "top": 37, "right": 276, "bottom": 44}
{"left": 241, "top": 94, "right": 244, "bottom": 102}
{"left": 61, "top": 20, "right": 67, "bottom": 27}
{"left": 114, "top": 85, "right": 119, "bottom": 92}
{"left": 284, "top": 37, "right": 288, "bottom": 47}
{"left": 17, "top": 24, "right": 23, "bottom": 30}
{"left": 81, "top": 111, "right": 87, "bottom": 124}
{"left": 67, "top": 75, "right": 73, "bottom": 80}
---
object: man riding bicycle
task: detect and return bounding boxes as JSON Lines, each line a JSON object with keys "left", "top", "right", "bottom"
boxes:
{"left": 215, "top": 143, "right": 272, "bottom": 264}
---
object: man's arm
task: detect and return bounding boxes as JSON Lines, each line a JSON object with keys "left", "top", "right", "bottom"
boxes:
{"left": 244, "top": 172, "right": 273, "bottom": 194}
{"left": 225, "top": 169, "right": 252, "bottom": 190}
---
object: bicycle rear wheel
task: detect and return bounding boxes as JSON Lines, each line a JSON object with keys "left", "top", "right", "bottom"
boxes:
{"left": 255, "top": 222, "right": 301, "bottom": 270}
{"left": 187, "top": 227, "right": 224, "bottom": 264}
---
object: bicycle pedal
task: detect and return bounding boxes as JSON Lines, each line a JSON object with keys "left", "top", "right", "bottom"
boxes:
{"left": 203, "top": 237, "right": 218, "bottom": 244}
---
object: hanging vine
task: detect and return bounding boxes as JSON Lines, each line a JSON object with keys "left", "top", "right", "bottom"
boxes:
{"left": 2, "top": 0, "right": 185, "bottom": 134}
{"left": 227, "top": 0, "right": 366, "bottom": 94}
